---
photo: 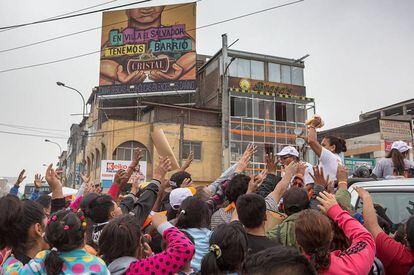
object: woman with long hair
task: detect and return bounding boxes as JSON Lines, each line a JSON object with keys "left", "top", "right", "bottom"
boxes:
{"left": 372, "top": 140, "right": 414, "bottom": 178}
{"left": 295, "top": 192, "right": 375, "bottom": 274}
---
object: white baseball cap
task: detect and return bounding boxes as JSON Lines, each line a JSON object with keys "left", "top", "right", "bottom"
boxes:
{"left": 276, "top": 146, "right": 299, "bottom": 158}
{"left": 391, "top": 140, "right": 412, "bottom": 153}
{"left": 169, "top": 188, "right": 193, "bottom": 210}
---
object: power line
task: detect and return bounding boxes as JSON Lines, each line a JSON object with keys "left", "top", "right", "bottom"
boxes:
{"left": 0, "top": 0, "right": 119, "bottom": 33}
{"left": 0, "top": 0, "right": 151, "bottom": 30}
{"left": 0, "top": 122, "right": 67, "bottom": 132}
{"left": 0, "top": 130, "right": 67, "bottom": 139}
{"left": 0, "top": 2, "right": 198, "bottom": 54}
{"left": 0, "top": 0, "right": 304, "bottom": 74}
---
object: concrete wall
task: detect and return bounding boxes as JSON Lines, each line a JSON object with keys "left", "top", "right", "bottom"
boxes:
{"left": 83, "top": 119, "right": 222, "bottom": 185}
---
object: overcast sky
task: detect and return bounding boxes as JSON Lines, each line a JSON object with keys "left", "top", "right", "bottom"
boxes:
{"left": 0, "top": 0, "right": 413, "bottom": 181}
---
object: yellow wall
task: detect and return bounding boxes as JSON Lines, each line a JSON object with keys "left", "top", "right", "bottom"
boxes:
{"left": 83, "top": 119, "right": 222, "bottom": 185}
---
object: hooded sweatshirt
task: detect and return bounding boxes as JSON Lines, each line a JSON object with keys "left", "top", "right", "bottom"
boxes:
{"left": 181, "top": 228, "right": 212, "bottom": 272}
{"left": 266, "top": 212, "right": 300, "bottom": 247}
{"left": 108, "top": 256, "right": 137, "bottom": 275}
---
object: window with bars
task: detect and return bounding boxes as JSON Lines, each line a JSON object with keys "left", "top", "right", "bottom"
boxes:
{"left": 182, "top": 141, "right": 202, "bottom": 160}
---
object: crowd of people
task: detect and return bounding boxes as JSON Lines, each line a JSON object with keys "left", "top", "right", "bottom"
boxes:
{"left": 0, "top": 116, "right": 413, "bottom": 275}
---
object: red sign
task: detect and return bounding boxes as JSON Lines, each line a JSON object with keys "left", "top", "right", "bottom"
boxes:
{"left": 384, "top": 140, "right": 393, "bottom": 152}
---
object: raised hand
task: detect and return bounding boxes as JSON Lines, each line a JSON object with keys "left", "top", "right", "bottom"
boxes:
{"left": 130, "top": 149, "right": 144, "bottom": 168}
{"left": 353, "top": 186, "right": 371, "bottom": 200}
{"left": 236, "top": 144, "right": 256, "bottom": 174}
{"left": 265, "top": 153, "right": 277, "bottom": 175}
{"left": 154, "top": 157, "right": 172, "bottom": 182}
{"left": 316, "top": 191, "right": 338, "bottom": 213}
{"left": 336, "top": 164, "right": 348, "bottom": 184}
{"left": 45, "top": 164, "right": 63, "bottom": 199}
{"left": 15, "top": 169, "right": 26, "bottom": 186}
{"left": 181, "top": 151, "right": 194, "bottom": 171}
{"left": 80, "top": 172, "right": 90, "bottom": 184}
{"left": 34, "top": 174, "right": 44, "bottom": 189}
{"left": 151, "top": 212, "right": 167, "bottom": 229}
{"left": 181, "top": 178, "right": 192, "bottom": 188}
{"left": 296, "top": 162, "right": 307, "bottom": 178}
{"left": 247, "top": 170, "right": 267, "bottom": 194}
{"left": 284, "top": 161, "right": 299, "bottom": 178}
{"left": 310, "top": 166, "right": 330, "bottom": 189}
{"left": 114, "top": 169, "right": 129, "bottom": 185}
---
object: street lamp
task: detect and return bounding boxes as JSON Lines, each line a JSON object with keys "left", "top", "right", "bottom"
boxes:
{"left": 44, "top": 139, "right": 62, "bottom": 156}
{"left": 56, "top": 82, "right": 86, "bottom": 117}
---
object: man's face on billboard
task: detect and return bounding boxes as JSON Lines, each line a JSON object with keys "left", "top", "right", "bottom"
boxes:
{"left": 127, "top": 6, "right": 165, "bottom": 24}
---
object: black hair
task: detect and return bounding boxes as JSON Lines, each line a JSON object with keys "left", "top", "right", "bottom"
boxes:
{"left": 394, "top": 223, "right": 407, "bottom": 246}
{"left": 175, "top": 196, "right": 211, "bottom": 229}
{"left": 386, "top": 149, "right": 406, "bottom": 176}
{"left": 170, "top": 171, "right": 191, "bottom": 188}
{"left": 166, "top": 208, "right": 178, "bottom": 221}
{"left": 406, "top": 215, "right": 414, "bottom": 250}
{"left": 200, "top": 222, "right": 248, "bottom": 275}
{"left": 0, "top": 195, "right": 45, "bottom": 253}
{"left": 225, "top": 174, "right": 250, "bottom": 203}
{"left": 44, "top": 209, "right": 86, "bottom": 275}
{"left": 99, "top": 215, "right": 142, "bottom": 264}
{"left": 236, "top": 194, "right": 266, "bottom": 229}
{"left": 242, "top": 246, "right": 317, "bottom": 275}
{"left": 35, "top": 195, "right": 51, "bottom": 209}
{"left": 282, "top": 187, "right": 309, "bottom": 216}
{"left": 88, "top": 194, "right": 115, "bottom": 223}
{"left": 324, "top": 136, "right": 347, "bottom": 154}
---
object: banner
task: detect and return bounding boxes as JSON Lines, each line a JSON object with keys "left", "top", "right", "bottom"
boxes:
{"left": 99, "top": 3, "right": 196, "bottom": 95}
{"left": 100, "top": 160, "right": 147, "bottom": 189}
{"left": 344, "top": 158, "right": 376, "bottom": 176}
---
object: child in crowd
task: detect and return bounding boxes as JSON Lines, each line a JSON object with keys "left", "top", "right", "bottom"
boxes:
{"left": 0, "top": 195, "right": 48, "bottom": 272}
{"left": 175, "top": 196, "right": 212, "bottom": 272}
{"left": 200, "top": 222, "right": 248, "bottom": 275}
{"left": 99, "top": 212, "right": 195, "bottom": 275}
{"left": 8, "top": 208, "right": 109, "bottom": 274}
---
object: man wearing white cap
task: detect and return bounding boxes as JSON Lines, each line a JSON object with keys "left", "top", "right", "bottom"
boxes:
{"left": 372, "top": 140, "right": 414, "bottom": 179}
{"left": 276, "top": 146, "right": 314, "bottom": 186}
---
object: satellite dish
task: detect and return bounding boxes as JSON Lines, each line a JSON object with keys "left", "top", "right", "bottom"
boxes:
{"left": 294, "top": 128, "right": 303, "bottom": 136}
{"left": 295, "top": 137, "right": 306, "bottom": 147}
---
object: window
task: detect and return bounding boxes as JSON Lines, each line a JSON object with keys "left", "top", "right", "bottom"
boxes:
{"left": 237, "top": 58, "right": 251, "bottom": 78}
{"left": 251, "top": 60, "right": 264, "bottom": 80}
{"left": 268, "top": 63, "right": 281, "bottom": 83}
{"left": 286, "top": 103, "right": 295, "bottom": 122}
{"left": 295, "top": 104, "right": 306, "bottom": 123}
{"left": 264, "top": 101, "right": 275, "bottom": 120}
{"left": 291, "top": 67, "right": 304, "bottom": 85}
{"left": 231, "top": 97, "right": 247, "bottom": 117}
{"left": 182, "top": 141, "right": 202, "bottom": 160}
{"left": 275, "top": 102, "right": 287, "bottom": 121}
{"left": 113, "top": 141, "right": 148, "bottom": 161}
{"left": 281, "top": 65, "right": 291, "bottom": 84}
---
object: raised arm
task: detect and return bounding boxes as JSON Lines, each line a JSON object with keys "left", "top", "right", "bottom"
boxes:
{"left": 317, "top": 191, "right": 375, "bottom": 275}
{"left": 354, "top": 186, "right": 383, "bottom": 239}
{"left": 45, "top": 164, "right": 65, "bottom": 214}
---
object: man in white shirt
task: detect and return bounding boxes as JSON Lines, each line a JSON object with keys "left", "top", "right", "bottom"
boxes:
{"left": 276, "top": 146, "right": 314, "bottom": 186}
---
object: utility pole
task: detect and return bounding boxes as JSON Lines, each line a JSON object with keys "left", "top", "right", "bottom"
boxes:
{"left": 179, "top": 110, "right": 185, "bottom": 166}
{"left": 221, "top": 34, "right": 230, "bottom": 171}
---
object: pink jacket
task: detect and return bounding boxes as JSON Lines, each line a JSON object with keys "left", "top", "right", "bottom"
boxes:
{"left": 126, "top": 224, "right": 195, "bottom": 275}
{"left": 319, "top": 204, "right": 375, "bottom": 275}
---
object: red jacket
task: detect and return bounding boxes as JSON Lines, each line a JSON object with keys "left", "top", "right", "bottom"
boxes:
{"left": 376, "top": 231, "right": 414, "bottom": 275}
{"left": 318, "top": 204, "right": 376, "bottom": 275}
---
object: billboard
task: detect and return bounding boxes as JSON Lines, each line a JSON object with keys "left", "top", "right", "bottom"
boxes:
{"left": 100, "top": 160, "right": 147, "bottom": 189}
{"left": 344, "top": 157, "right": 376, "bottom": 176}
{"left": 379, "top": 119, "right": 412, "bottom": 141}
{"left": 99, "top": 3, "right": 197, "bottom": 95}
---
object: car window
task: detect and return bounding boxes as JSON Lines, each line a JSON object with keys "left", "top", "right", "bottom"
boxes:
{"left": 356, "top": 191, "right": 414, "bottom": 225}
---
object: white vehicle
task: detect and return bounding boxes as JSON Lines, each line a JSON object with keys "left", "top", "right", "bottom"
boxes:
{"left": 349, "top": 179, "right": 414, "bottom": 227}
